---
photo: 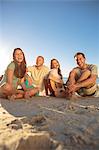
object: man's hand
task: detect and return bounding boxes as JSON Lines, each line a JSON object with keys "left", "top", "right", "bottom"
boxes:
{"left": 68, "top": 83, "right": 79, "bottom": 93}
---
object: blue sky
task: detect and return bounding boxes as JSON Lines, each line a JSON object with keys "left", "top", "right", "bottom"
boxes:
{"left": 0, "top": 0, "right": 99, "bottom": 76}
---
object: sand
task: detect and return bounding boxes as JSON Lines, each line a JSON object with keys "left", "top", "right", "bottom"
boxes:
{"left": 0, "top": 96, "right": 99, "bottom": 150}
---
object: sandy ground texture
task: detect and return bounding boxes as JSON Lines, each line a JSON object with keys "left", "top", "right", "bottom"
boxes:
{"left": 0, "top": 96, "right": 99, "bottom": 150}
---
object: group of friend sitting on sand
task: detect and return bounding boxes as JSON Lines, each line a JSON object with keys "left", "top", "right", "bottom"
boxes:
{"left": 0, "top": 48, "right": 98, "bottom": 100}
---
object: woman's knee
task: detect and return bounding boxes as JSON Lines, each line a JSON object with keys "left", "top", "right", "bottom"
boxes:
{"left": 3, "top": 83, "right": 13, "bottom": 94}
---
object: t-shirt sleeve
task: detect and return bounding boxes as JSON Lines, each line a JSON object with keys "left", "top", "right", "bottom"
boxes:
{"left": 28, "top": 66, "right": 32, "bottom": 71}
{"left": 7, "top": 62, "right": 15, "bottom": 71}
{"left": 27, "top": 66, "right": 33, "bottom": 76}
{"left": 45, "top": 67, "right": 49, "bottom": 74}
{"left": 90, "top": 65, "right": 98, "bottom": 76}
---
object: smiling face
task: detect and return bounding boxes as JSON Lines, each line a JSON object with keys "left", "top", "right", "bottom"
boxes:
{"left": 75, "top": 54, "right": 86, "bottom": 69}
{"left": 36, "top": 56, "right": 44, "bottom": 67}
{"left": 14, "top": 49, "right": 24, "bottom": 64}
{"left": 13, "top": 48, "right": 26, "bottom": 78}
{"left": 51, "top": 59, "right": 60, "bottom": 69}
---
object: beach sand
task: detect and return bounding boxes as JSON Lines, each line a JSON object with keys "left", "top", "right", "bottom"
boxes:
{"left": 0, "top": 96, "right": 99, "bottom": 150}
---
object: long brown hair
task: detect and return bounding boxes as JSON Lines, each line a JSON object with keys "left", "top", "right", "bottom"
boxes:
{"left": 13, "top": 48, "right": 26, "bottom": 78}
{"left": 50, "top": 59, "right": 62, "bottom": 79}
{"left": 50, "top": 59, "right": 60, "bottom": 69}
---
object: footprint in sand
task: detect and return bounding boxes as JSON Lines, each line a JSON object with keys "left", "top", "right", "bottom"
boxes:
{"left": 6, "top": 119, "right": 23, "bottom": 130}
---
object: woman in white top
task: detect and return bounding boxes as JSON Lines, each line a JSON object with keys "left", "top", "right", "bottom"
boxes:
{"left": 44, "top": 59, "right": 66, "bottom": 97}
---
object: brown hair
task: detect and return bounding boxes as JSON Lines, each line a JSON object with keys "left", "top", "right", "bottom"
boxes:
{"left": 74, "top": 52, "right": 86, "bottom": 59}
{"left": 50, "top": 59, "right": 60, "bottom": 69}
{"left": 50, "top": 59, "right": 62, "bottom": 79}
{"left": 37, "top": 56, "right": 44, "bottom": 61}
{"left": 13, "top": 48, "right": 26, "bottom": 78}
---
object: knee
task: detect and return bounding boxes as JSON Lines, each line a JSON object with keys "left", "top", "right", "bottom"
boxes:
{"left": 83, "top": 69, "right": 91, "bottom": 78}
{"left": 3, "top": 83, "right": 13, "bottom": 94}
{"left": 85, "top": 69, "right": 91, "bottom": 74}
{"left": 69, "top": 69, "right": 77, "bottom": 77}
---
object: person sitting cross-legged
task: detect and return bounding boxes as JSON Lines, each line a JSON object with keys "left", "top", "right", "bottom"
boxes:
{"left": 0, "top": 48, "right": 39, "bottom": 100}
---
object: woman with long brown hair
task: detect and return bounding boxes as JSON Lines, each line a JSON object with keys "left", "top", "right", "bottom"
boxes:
{"left": 0, "top": 48, "right": 39, "bottom": 99}
{"left": 44, "top": 58, "right": 66, "bottom": 97}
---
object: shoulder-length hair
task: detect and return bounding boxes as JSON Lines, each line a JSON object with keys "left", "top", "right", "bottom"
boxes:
{"left": 13, "top": 48, "right": 26, "bottom": 78}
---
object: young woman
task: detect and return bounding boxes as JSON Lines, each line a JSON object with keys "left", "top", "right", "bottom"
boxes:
{"left": 44, "top": 59, "right": 66, "bottom": 97}
{"left": 0, "top": 48, "right": 39, "bottom": 99}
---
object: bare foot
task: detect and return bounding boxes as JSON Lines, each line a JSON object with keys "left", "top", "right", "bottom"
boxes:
{"left": 67, "top": 94, "right": 80, "bottom": 100}
{"left": 8, "top": 95, "right": 16, "bottom": 100}
{"left": 8, "top": 93, "right": 24, "bottom": 100}
{"left": 24, "top": 91, "right": 31, "bottom": 99}
{"left": 24, "top": 87, "right": 39, "bottom": 99}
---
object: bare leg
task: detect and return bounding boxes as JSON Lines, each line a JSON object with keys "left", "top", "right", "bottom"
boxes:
{"left": 55, "top": 90, "right": 66, "bottom": 98}
{"left": 77, "top": 69, "right": 91, "bottom": 82}
{"left": 44, "top": 79, "right": 55, "bottom": 96}
{"left": 0, "top": 83, "right": 13, "bottom": 98}
{"left": 0, "top": 83, "right": 25, "bottom": 99}
{"left": 24, "top": 87, "right": 39, "bottom": 99}
{"left": 44, "top": 78, "right": 49, "bottom": 95}
{"left": 66, "top": 69, "right": 91, "bottom": 99}
{"left": 50, "top": 80, "right": 57, "bottom": 92}
{"left": 66, "top": 69, "right": 77, "bottom": 86}
{"left": 8, "top": 93, "right": 24, "bottom": 100}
